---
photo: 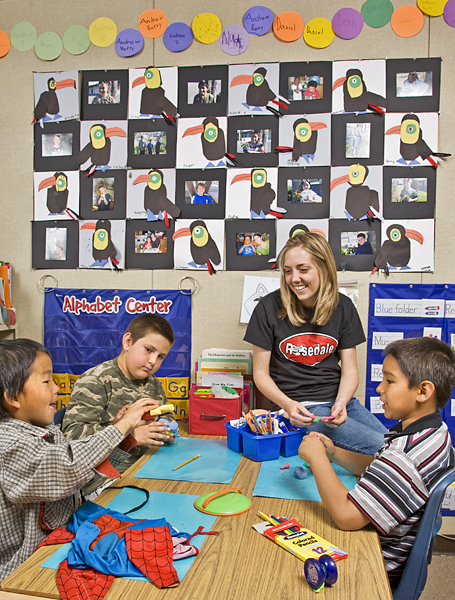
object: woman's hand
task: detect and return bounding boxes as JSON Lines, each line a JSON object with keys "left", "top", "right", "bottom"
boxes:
{"left": 285, "top": 400, "right": 316, "bottom": 427}
{"left": 330, "top": 400, "right": 348, "bottom": 426}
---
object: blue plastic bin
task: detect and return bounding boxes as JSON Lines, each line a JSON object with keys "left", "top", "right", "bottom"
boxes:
{"left": 225, "top": 417, "right": 306, "bottom": 461}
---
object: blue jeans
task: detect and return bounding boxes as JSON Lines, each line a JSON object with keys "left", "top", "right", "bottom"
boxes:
{"left": 305, "top": 398, "right": 387, "bottom": 455}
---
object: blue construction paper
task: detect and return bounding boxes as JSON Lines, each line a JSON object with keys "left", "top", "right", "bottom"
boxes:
{"left": 253, "top": 455, "right": 357, "bottom": 501}
{"left": 41, "top": 488, "right": 217, "bottom": 582}
{"left": 134, "top": 437, "right": 241, "bottom": 484}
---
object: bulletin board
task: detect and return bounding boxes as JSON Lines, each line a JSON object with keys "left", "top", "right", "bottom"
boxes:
{"left": 29, "top": 57, "right": 444, "bottom": 274}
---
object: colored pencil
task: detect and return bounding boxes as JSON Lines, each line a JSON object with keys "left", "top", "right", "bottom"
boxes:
{"left": 172, "top": 455, "right": 200, "bottom": 471}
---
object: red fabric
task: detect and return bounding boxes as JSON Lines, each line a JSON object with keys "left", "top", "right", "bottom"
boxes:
{"left": 57, "top": 559, "right": 115, "bottom": 600}
{"left": 126, "top": 526, "right": 179, "bottom": 588}
{"left": 88, "top": 514, "right": 142, "bottom": 550}
{"left": 36, "top": 527, "right": 76, "bottom": 549}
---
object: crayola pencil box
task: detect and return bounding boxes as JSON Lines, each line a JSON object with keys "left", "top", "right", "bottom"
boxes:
{"left": 259, "top": 519, "right": 348, "bottom": 563}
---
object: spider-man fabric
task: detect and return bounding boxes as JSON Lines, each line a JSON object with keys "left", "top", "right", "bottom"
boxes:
{"left": 41, "top": 501, "right": 199, "bottom": 600}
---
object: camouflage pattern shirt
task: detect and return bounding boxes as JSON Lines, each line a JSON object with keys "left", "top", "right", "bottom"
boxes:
{"left": 62, "top": 358, "right": 173, "bottom": 453}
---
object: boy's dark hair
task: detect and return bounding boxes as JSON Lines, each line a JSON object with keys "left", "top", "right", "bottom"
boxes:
{"left": 383, "top": 337, "right": 455, "bottom": 409}
{"left": 125, "top": 314, "right": 175, "bottom": 346}
{"left": 0, "top": 339, "right": 51, "bottom": 404}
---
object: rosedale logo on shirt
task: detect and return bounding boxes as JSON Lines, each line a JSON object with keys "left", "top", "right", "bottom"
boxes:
{"left": 279, "top": 333, "right": 338, "bottom": 366}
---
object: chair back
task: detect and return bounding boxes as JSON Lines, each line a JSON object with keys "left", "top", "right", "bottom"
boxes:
{"left": 393, "top": 468, "right": 455, "bottom": 600}
{"left": 53, "top": 406, "right": 67, "bottom": 427}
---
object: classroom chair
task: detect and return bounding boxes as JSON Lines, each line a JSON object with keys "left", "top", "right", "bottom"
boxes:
{"left": 53, "top": 406, "right": 66, "bottom": 427}
{"left": 393, "top": 468, "right": 455, "bottom": 600}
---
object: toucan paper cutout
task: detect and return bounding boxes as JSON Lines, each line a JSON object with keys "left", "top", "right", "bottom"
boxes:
{"left": 34, "top": 170, "right": 80, "bottom": 220}
{"left": 78, "top": 121, "right": 128, "bottom": 175}
{"left": 228, "top": 63, "right": 288, "bottom": 116}
{"left": 278, "top": 114, "right": 331, "bottom": 167}
{"left": 227, "top": 168, "right": 282, "bottom": 219}
{"left": 330, "top": 164, "right": 381, "bottom": 221}
{"left": 276, "top": 219, "right": 329, "bottom": 257}
{"left": 332, "top": 60, "right": 387, "bottom": 114}
{"left": 127, "top": 168, "right": 175, "bottom": 220}
{"left": 129, "top": 66, "right": 178, "bottom": 120}
{"left": 173, "top": 219, "right": 224, "bottom": 273}
{"left": 79, "top": 219, "right": 125, "bottom": 269}
{"left": 132, "top": 169, "right": 180, "bottom": 226}
{"left": 373, "top": 219, "right": 433, "bottom": 273}
{"left": 33, "top": 70, "right": 78, "bottom": 124}
{"left": 385, "top": 112, "right": 450, "bottom": 168}
{"left": 177, "top": 117, "right": 228, "bottom": 168}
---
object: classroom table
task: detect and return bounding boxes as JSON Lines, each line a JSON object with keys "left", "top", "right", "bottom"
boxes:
{"left": 0, "top": 425, "right": 393, "bottom": 600}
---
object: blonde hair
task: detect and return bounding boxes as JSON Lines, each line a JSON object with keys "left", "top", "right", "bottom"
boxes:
{"left": 278, "top": 233, "right": 339, "bottom": 327}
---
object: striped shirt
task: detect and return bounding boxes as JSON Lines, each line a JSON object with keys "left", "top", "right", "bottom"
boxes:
{"left": 348, "top": 412, "right": 454, "bottom": 585}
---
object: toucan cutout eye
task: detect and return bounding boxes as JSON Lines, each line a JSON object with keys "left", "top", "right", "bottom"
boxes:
{"left": 94, "top": 130, "right": 103, "bottom": 139}
{"left": 193, "top": 227, "right": 203, "bottom": 238}
{"left": 390, "top": 228, "right": 401, "bottom": 242}
{"left": 349, "top": 76, "right": 360, "bottom": 87}
{"left": 254, "top": 74, "right": 264, "bottom": 85}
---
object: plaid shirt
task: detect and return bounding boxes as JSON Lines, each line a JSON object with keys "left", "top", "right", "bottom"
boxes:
{"left": 0, "top": 407, "right": 124, "bottom": 581}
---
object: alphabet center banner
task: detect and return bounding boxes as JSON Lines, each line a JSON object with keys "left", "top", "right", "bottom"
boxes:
{"left": 44, "top": 288, "right": 191, "bottom": 378}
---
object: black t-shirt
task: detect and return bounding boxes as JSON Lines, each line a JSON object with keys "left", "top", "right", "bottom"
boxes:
{"left": 244, "top": 290, "right": 365, "bottom": 406}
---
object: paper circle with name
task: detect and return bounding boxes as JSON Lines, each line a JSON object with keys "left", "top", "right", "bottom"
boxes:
{"left": 115, "top": 28, "right": 144, "bottom": 57}
{"left": 89, "top": 17, "right": 118, "bottom": 48}
{"left": 444, "top": 0, "right": 455, "bottom": 27}
{"left": 192, "top": 13, "right": 222, "bottom": 44}
{"left": 243, "top": 6, "right": 273, "bottom": 36}
{"left": 361, "top": 0, "right": 394, "bottom": 28}
{"left": 332, "top": 8, "right": 364, "bottom": 39}
{"left": 63, "top": 25, "right": 90, "bottom": 55}
{"left": 273, "top": 11, "right": 304, "bottom": 42}
{"left": 417, "top": 0, "right": 446, "bottom": 17}
{"left": 163, "top": 22, "right": 193, "bottom": 52}
{"left": 391, "top": 5, "right": 424, "bottom": 38}
{"left": 35, "top": 31, "right": 63, "bottom": 61}
{"left": 303, "top": 18, "right": 335, "bottom": 48}
{"left": 10, "top": 22, "right": 37, "bottom": 52}
{"left": 220, "top": 24, "right": 249, "bottom": 55}
{"left": 138, "top": 9, "right": 167, "bottom": 39}
{"left": 0, "top": 31, "right": 11, "bottom": 58}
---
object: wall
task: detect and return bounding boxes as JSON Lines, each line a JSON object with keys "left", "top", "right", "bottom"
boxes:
{"left": 0, "top": 0, "right": 454, "bottom": 408}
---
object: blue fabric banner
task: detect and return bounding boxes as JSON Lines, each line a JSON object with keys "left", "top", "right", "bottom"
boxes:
{"left": 44, "top": 288, "right": 191, "bottom": 378}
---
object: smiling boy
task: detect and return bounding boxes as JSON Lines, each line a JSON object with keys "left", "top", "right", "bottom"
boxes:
{"left": 62, "top": 314, "right": 177, "bottom": 493}
{"left": 298, "top": 337, "right": 455, "bottom": 587}
{"left": 0, "top": 339, "right": 157, "bottom": 581}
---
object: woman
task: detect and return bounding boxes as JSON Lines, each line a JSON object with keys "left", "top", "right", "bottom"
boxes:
{"left": 244, "top": 232, "right": 387, "bottom": 454}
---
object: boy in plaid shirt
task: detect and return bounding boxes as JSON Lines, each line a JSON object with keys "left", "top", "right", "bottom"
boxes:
{"left": 0, "top": 339, "right": 156, "bottom": 581}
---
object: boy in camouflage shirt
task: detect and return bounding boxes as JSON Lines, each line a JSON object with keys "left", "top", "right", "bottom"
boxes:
{"left": 62, "top": 314, "right": 177, "bottom": 493}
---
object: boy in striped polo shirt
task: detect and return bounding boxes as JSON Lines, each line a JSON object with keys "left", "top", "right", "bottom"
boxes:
{"left": 298, "top": 337, "right": 455, "bottom": 587}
